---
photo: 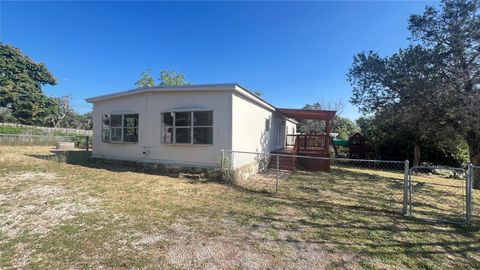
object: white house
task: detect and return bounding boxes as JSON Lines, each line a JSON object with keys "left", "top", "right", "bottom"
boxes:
{"left": 86, "top": 83, "right": 299, "bottom": 168}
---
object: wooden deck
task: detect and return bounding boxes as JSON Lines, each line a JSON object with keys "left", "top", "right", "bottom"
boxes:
{"left": 271, "top": 147, "right": 331, "bottom": 172}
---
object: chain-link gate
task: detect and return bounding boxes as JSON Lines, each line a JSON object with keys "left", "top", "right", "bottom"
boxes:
{"left": 407, "top": 166, "right": 471, "bottom": 224}
{"left": 471, "top": 165, "right": 480, "bottom": 223}
{"left": 221, "top": 150, "right": 476, "bottom": 225}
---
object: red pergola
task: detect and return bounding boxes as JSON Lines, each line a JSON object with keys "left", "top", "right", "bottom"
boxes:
{"left": 276, "top": 108, "right": 336, "bottom": 134}
{"left": 276, "top": 108, "right": 336, "bottom": 121}
{"left": 272, "top": 108, "right": 337, "bottom": 172}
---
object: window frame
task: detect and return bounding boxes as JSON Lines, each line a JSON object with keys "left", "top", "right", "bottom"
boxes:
{"left": 102, "top": 113, "right": 139, "bottom": 144}
{"left": 102, "top": 114, "right": 111, "bottom": 142}
{"left": 162, "top": 110, "right": 213, "bottom": 145}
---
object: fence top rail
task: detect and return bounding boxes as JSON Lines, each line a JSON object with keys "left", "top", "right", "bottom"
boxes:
{"left": 0, "top": 134, "right": 90, "bottom": 138}
{"left": 472, "top": 164, "right": 480, "bottom": 169}
{"left": 221, "top": 149, "right": 405, "bottom": 164}
{"left": 410, "top": 165, "right": 467, "bottom": 172}
{"left": 0, "top": 122, "right": 92, "bottom": 134}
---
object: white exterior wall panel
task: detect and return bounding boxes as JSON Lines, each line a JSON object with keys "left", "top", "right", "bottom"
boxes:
{"left": 92, "top": 91, "right": 231, "bottom": 167}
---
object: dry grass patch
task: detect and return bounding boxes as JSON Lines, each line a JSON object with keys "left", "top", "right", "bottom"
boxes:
{"left": 0, "top": 146, "right": 479, "bottom": 269}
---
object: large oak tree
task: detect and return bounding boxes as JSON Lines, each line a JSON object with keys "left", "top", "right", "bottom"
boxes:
{"left": 348, "top": 0, "right": 480, "bottom": 167}
{"left": 0, "top": 43, "right": 57, "bottom": 125}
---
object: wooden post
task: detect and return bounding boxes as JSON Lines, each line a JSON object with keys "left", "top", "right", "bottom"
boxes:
{"left": 325, "top": 119, "right": 331, "bottom": 151}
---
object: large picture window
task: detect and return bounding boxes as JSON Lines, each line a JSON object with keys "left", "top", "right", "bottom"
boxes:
{"left": 102, "top": 113, "right": 139, "bottom": 143}
{"left": 162, "top": 111, "right": 213, "bottom": 145}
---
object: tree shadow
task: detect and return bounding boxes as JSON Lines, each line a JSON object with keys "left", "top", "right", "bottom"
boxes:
{"left": 28, "top": 150, "right": 222, "bottom": 181}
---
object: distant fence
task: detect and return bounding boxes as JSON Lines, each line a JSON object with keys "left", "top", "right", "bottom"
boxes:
{"left": 0, "top": 134, "right": 92, "bottom": 149}
{"left": 0, "top": 123, "right": 92, "bottom": 135}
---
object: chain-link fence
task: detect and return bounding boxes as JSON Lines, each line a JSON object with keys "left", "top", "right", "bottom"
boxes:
{"left": 220, "top": 150, "right": 478, "bottom": 225}
{"left": 408, "top": 166, "right": 468, "bottom": 224}
{"left": 221, "top": 150, "right": 407, "bottom": 215}
{"left": 0, "top": 134, "right": 92, "bottom": 149}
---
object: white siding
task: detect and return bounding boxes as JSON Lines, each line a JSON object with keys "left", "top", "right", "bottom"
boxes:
{"left": 92, "top": 91, "right": 231, "bottom": 167}
{"left": 231, "top": 92, "right": 296, "bottom": 153}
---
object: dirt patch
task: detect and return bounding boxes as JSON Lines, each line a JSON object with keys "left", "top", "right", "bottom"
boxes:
{"left": 235, "top": 169, "right": 292, "bottom": 193}
{"left": 0, "top": 172, "right": 99, "bottom": 240}
{"left": 154, "top": 220, "right": 368, "bottom": 270}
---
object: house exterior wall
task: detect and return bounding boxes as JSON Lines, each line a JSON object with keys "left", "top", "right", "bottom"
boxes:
{"left": 91, "top": 91, "right": 231, "bottom": 168}
{"left": 230, "top": 92, "right": 296, "bottom": 171}
{"left": 231, "top": 92, "right": 277, "bottom": 154}
{"left": 231, "top": 92, "right": 296, "bottom": 153}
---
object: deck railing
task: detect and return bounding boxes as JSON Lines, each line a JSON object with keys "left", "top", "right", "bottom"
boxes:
{"left": 286, "top": 134, "right": 328, "bottom": 152}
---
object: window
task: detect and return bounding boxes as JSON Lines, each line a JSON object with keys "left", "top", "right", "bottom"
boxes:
{"left": 123, "top": 114, "right": 139, "bottom": 142}
{"left": 162, "top": 111, "right": 213, "bottom": 144}
{"left": 102, "top": 115, "right": 110, "bottom": 142}
{"left": 265, "top": 118, "right": 270, "bottom": 131}
{"left": 102, "top": 113, "right": 139, "bottom": 143}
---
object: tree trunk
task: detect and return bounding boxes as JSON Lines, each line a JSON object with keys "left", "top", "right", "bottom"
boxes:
{"left": 466, "top": 131, "right": 480, "bottom": 189}
{"left": 413, "top": 142, "right": 421, "bottom": 167}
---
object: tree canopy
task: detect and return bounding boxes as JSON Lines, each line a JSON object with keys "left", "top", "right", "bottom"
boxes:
{"left": 0, "top": 43, "right": 58, "bottom": 125}
{"left": 334, "top": 116, "right": 359, "bottom": 140}
{"left": 159, "top": 70, "right": 189, "bottom": 86}
{"left": 348, "top": 0, "right": 480, "bottom": 166}
{"left": 0, "top": 43, "right": 92, "bottom": 129}
{"left": 296, "top": 101, "right": 357, "bottom": 140}
{"left": 135, "top": 69, "right": 155, "bottom": 88}
{"left": 136, "top": 69, "right": 189, "bottom": 87}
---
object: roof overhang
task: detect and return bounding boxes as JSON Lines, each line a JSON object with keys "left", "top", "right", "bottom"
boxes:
{"left": 85, "top": 83, "right": 277, "bottom": 112}
{"left": 276, "top": 108, "right": 336, "bottom": 121}
{"left": 85, "top": 84, "right": 238, "bottom": 103}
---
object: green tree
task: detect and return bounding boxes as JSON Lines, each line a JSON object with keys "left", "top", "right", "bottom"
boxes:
{"left": 408, "top": 0, "right": 480, "bottom": 167}
{"left": 135, "top": 69, "right": 189, "bottom": 87}
{"left": 76, "top": 112, "right": 93, "bottom": 130}
{"left": 0, "top": 107, "right": 17, "bottom": 123}
{"left": 135, "top": 69, "right": 155, "bottom": 88}
{"left": 48, "top": 95, "right": 72, "bottom": 128}
{"left": 0, "top": 43, "right": 57, "bottom": 125}
{"left": 158, "top": 70, "right": 189, "bottom": 86}
{"left": 348, "top": 46, "right": 447, "bottom": 166}
{"left": 297, "top": 101, "right": 344, "bottom": 134}
{"left": 333, "top": 116, "right": 359, "bottom": 140}
{"left": 356, "top": 115, "right": 468, "bottom": 166}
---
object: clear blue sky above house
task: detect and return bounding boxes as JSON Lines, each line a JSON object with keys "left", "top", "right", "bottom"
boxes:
{"left": 0, "top": 1, "right": 435, "bottom": 120}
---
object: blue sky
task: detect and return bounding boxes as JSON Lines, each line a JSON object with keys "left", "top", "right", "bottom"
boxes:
{"left": 0, "top": 1, "right": 435, "bottom": 120}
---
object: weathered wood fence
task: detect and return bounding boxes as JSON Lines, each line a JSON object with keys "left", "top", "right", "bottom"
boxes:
{"left": 0, "top": 123, "right": 92, "bottom": 135}
{"left": 0, "top": 134, "right": 91, "bottom": 149}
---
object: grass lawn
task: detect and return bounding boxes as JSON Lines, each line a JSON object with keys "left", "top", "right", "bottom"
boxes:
{"left": 0, "top": 146, "right": 479, "bottom": 269}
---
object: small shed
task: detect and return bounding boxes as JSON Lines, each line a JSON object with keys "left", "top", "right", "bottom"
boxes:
{"left": 348, "top": 132, "right": 368, "bottom": 159}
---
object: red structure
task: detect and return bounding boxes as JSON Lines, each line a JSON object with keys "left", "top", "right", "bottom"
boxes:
{"left": 348, "top": 132, "right": 369, "bottom": 159}
{"left": 271, "top": 108, "right": 336, "bottom": 172}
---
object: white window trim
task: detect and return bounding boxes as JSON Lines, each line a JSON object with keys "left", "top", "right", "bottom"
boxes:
{"left": 162, "top": 110, "right": 213, "bottom": 145}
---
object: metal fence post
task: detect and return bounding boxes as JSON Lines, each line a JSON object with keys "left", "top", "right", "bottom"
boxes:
{"left": 86, "top": 136, "right": 90, "bottom": 152}
{"left": 409, "top": 170, "right": 413, "bottom": 215}
{"left": 467, "top": 163, "right": 473, "bottom": 225}
{"left": 221, "top": 149, "right": 225, "bottom": 180}
{"left": 403, "top": 160, "right": 409, "bottom": 215}
{"left": 275, "top": 154, "right": 279, "bottom": 193}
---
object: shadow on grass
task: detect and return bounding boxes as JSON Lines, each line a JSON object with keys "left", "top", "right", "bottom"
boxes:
{"left": 28, "top": 150, "right": 222, "bottom": 182}
{"left": 26, "top": 150, "right": 480, "bottom": 267}
{"left": 231, "top": 195, "right": 480, "bottom": 262}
